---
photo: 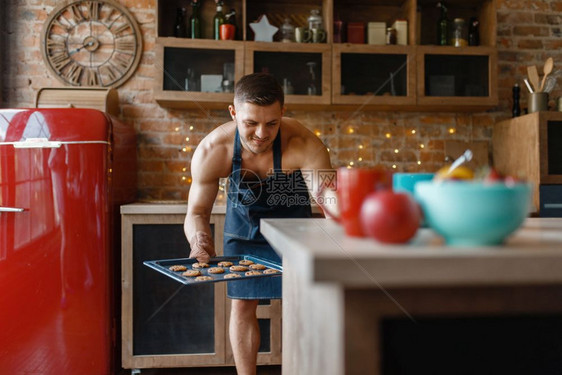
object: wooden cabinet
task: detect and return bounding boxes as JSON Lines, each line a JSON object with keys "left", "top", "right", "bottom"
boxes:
{"left": 121, "top": 204, "right": 281, "bottom": 370}
{"left": 245, "top": 42, "right": 332, "bottom": 107}
{"left": 416, "top": 45, "right": 498, "bottom": 111}
{"left": 493, "top": 112, "right": 562, "bottom": 216}
{"left": 153, "top": 38, "right": 245, "bottom": 109}
{"left": 154, "top": 0, "right": 497, "bottom": 111}
{"left": 332, "top": 44, "right": 416, "bottom": 108}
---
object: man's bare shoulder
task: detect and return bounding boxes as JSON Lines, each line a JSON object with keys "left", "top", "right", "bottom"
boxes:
{"left": 192, "top": 121, "right": 236, "bottom": 178}
{"left": 282, "top": 117, "right": 325, "bottom": 151}
{"left": 281, "top": 117, "right": 330, "bottom": 169}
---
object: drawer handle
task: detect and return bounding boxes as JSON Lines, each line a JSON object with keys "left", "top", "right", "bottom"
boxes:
{"left": 0, "top": 207, "right": 25, "bottom": 212}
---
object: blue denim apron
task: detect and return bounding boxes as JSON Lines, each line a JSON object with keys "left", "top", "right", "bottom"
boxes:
{"left": 224, "top": 127, "right": 312, "bottom": 299}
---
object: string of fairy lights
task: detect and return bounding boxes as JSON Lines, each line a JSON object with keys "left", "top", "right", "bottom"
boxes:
{"left": 312, "top": 124, "right": 458, "bottom": 170}
{"left": 178, "top": 118, "right": 459, "bottom": 184}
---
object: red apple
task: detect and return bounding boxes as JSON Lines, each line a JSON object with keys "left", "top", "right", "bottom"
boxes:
{"left": 360, "top": 190, "right": 421, "bottom": 244}
{"left": 483, "top": 167, "right": 504, "bottom": 184}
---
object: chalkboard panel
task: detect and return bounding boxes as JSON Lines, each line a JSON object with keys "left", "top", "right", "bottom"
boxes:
{"left": 133, "top": 224, "right": 215, "bottom": 355}
{"left": 381, "top": 314, "right": 562, "bottom": 375}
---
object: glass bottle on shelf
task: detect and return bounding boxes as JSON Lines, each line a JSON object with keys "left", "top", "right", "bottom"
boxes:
{"left": 222, "top": 62, "right": 234, "bottom": 93}
{"left": 306, "top": 61, "right": 318, "bottom": 96}
{"left": 174, "top": 8, "right": 187, "bottom": 38}
{"left": 213, "top": 0, "right": 225, "bottom": 40}
{"left": 190, "top": 0, "right": 201, "bottom": 39}
{"left": 436, "top": 1, "right": 449, "bottom": 46}
{"left": 468, "top": 17, "right": 480, "bottom": 46}
{"left": 512, "top": 83, "right": 521, "bottom": 117}
{"left": 225, "top": 8, "right": 237, "bottom": 39}
{"left": 185, "top": 68, "right": 198, "bottom": 91}
{"left": 282, "top": 78, "right": 294, "bottom": 95}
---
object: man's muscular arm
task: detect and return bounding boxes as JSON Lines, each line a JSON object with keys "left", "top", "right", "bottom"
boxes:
{"left": 184, "top": 137, "right": 227, "bottom": 263}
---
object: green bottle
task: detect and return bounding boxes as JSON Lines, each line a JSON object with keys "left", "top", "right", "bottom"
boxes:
{"left": 190, "top": 0, "right": 201, "bottom": 39}
{"left": 213, "top": 0, "right": 225, "bottom": 40}
{"left": 437, "top": 1, "right": 449, "bottom": 46}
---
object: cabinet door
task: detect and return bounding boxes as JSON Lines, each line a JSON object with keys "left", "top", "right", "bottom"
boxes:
{"left": 154, "top": 39, "right": 245, "bottom": 109}
{"left": 245, "top": 42, "right": 332, "bottom": 108}
{"left": 122, "top": 214, "right": 227, "bottom": 368}
{"left": 416, "top": 46, "right": 498, "bottom": 110}
{"left": 332, "top": 44, "right": 416, "bottom": 107}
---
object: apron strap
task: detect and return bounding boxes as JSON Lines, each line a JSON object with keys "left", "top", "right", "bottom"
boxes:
{"left": 231, "top": 127, "right": 242, "bottom": 183}
{"left": 272, "top": 127, "right": 282, "bottom": 172}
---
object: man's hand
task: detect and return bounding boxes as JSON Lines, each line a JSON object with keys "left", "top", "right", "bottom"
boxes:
{"left": 189, "top": 231, "right": 216, "bottom": 263}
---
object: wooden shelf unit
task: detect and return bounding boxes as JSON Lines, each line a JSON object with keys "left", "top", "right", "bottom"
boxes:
{"left": 153, "top": 0, "right": 497, "bottom": 111}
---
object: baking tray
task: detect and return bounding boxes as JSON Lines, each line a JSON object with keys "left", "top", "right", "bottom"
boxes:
{"left": 143, "top": 255, "right": 282, "bottom": 285}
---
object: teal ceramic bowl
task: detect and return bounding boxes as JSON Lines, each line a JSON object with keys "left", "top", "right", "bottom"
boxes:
{"left": 393, "top": 173, "right": 435, "bottom": 195}
{"left": 414, "top": 181, "right": 532, "bottom": 246}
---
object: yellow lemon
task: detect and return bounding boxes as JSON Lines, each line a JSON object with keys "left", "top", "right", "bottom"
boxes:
{"left": 434, "top": 165, "right": 474, "bottom": 181}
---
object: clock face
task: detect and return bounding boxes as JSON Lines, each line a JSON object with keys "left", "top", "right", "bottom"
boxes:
{"left": 41, "top": 0, "right": 143, "bottom": 88}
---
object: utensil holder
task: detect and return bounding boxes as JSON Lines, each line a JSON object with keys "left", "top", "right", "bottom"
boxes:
{"left": 528, "top": 92, "right": 548, "bottom": 113}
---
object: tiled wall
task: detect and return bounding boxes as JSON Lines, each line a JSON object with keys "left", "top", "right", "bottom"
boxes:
{"left": 3, "top": 0, "right": 561, "bottom": 200}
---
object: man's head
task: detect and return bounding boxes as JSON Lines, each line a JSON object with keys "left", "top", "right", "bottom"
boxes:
{"left": 233, "top": 73, "right": 284, "bottom": 108}
{"left": 229, "top": 73, "right": 285, "bottom": 155}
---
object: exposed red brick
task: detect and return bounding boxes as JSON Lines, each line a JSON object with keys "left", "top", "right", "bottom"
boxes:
{"left": 513, "top": 26, "right": 549, "bottom": 37}
{"left": 517, "top": 39, "right": 544, "bottom": 49}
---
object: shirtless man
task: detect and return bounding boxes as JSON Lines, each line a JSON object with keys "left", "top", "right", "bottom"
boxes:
{"left": 184, "top": 73, "right": 332, "bottom": 374}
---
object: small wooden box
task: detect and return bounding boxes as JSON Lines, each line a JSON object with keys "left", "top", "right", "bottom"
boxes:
{"left": 35, "top": 87, "right": 119, "bottom": 117}
{"left": 347, "top": 22, "right": 365, "bottom": 44}
{"left": 493, "top": 112, "right": 562, "bottom": 215}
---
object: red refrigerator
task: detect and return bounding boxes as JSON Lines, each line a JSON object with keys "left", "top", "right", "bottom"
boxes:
{"left": 0, "top": 108, "right": 136, "bottom": 374}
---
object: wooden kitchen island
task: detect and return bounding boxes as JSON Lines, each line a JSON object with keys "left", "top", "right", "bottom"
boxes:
{"left": 261, "top": 218, "right": 562, "bottom": 375}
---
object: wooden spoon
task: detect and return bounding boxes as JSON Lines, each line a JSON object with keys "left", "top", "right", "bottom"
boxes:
{"left": 527, "top": 65, "right": 541, "bottom": 93}
{"left": 539, "top": 57, "right": 554, "bottom": 92}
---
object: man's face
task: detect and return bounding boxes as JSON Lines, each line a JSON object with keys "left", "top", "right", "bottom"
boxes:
{"left": 229, "top": 101, "right": 284, "bottom": 155}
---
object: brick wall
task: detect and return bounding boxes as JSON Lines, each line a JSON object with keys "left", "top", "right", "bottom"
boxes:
{"left": 2, "top": 0, "right": 561, "bottom": 201}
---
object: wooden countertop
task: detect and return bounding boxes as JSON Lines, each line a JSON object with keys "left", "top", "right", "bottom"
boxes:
{"left": 120, "top": 201, "right": 226, "bottom": 215}
{"left": 120, "top": 201, "right": 322, "bottom": 215}
{"left": 261, "top": 218, "right": 562, "bottom": 288}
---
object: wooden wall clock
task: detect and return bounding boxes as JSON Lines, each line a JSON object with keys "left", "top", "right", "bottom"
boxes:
{"left": 41, "top": 0, "right": 143, "bottom": 88}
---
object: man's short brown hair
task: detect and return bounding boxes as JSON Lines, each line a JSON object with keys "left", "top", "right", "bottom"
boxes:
{"left": 234, "top": 73, "right": 284, "bottom": 107}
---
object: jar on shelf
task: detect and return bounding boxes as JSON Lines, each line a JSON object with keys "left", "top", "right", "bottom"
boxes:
{"left": 450, "top": 18, "right": 467, "bottom": 47}
{"left": 280, "top": 18, "right": 295, "bottom": 42}
{"left": 307, "top": 9, "right": 323, "bottom": 31}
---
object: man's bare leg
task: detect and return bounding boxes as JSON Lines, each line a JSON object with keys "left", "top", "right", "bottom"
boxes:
{"left": 230, "top": 299, "right": 260, "bottom": 375}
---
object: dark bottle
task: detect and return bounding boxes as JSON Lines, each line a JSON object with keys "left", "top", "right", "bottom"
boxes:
{"left": 190, "top": 0, "right": 201, "bottom": 39}
{"left": 512, "top": 83, "right": 521, "bottom": 117}
{"left": 174, "top": 8, "right": 187, "bottom": 38}
{"left": 468, "top": 17, "right": 480, "bottom": 46}
{"left": 213, "top": 0, "right": 225, "bottom": 40}
{"left": 437, "top": 1, "right": 449, "bottom": 46}
{"left": 225, "top": 8, "right": 237, "bottom": 39}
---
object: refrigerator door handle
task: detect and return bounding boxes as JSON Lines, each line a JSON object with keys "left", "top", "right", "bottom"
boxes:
{"left": 0, "top": 207, "right": 26, "bottom": 212}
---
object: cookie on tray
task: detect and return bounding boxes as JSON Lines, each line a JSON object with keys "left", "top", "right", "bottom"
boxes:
{"left": 249, "top": 263, "right": 266, "bottom": 270}
{"left": 230, "top": 265, "right": 249, "bottom": 272}
{"left": 263, "top": 268, "right": 280, "bottom": 274}
{"left": 239, "top": 259, "right": 254, "bottom": 266}
{"left": 208, "top": 267, "right": 225, "bottom": 274}
{"left": 169, "top": 265, "right": 187, "bottom": 272}
{"left": 182, "top": 270, "right": 201, "bottom": 277}
{"left": 195, "top": 276, "right": 213, "bottom": 281}
{"left": 245, "top": 270, "right": 262, "bottom": 276}
{"left": 217, "top": 261, "right": 233, "bottom": 267}
{"left": 224, "top": 273, "right": 242, "bottom": 279}
{"left": 192, "top": 262, "right": 209, "bottom": 269}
